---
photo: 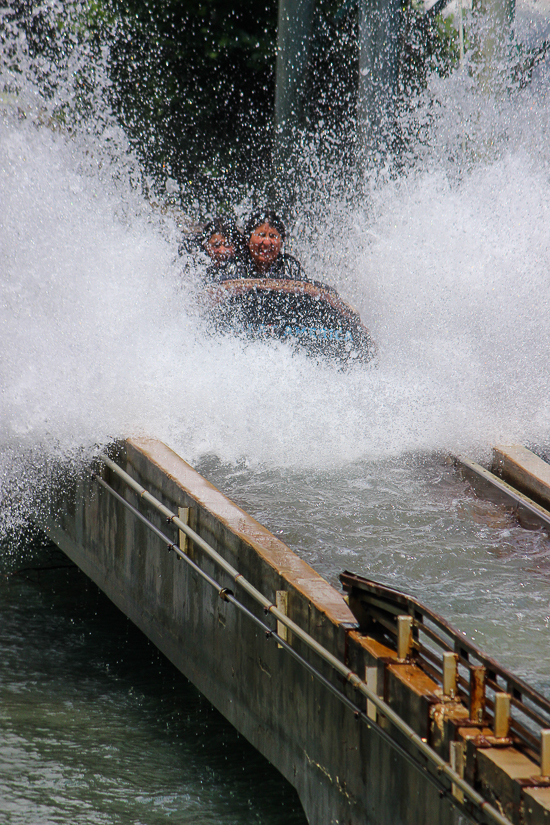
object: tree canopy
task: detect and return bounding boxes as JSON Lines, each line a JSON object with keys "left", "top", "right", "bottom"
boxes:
{"left": 106, "top": 0, "right": 278, "bottom": 191}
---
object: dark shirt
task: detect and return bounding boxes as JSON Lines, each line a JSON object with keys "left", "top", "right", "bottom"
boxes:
{"left": 205, "top": 252, "right": 309, "bottom": 284}
{"left": 205, "top": 258, "right": 247, "bottom": 283}
{"left": 241, "top": 251, "right": 309, "bottom": 282}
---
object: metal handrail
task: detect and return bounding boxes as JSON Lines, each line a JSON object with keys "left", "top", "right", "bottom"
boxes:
{"left": 340, "top": 572, "right": 550, "bottom": 756}
{"left": 95, "top": 453, "right": 516, "bottom": 825}
{"left": 342, "top": 573, "right": 550, "bottom": 713}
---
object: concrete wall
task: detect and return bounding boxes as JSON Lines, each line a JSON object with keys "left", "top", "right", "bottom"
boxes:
{"left": 40, "top": 437, "right": 545, "bottom": 825}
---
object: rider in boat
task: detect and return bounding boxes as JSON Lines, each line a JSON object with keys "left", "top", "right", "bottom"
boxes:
{"left": 201, "top": 210, "right": 376, "bottom": 362}
{"left": 242, "top": 210, "right": 309, "bottom": 281}
{"left": 198, "top": 217, "right": 245, "bottom": 282}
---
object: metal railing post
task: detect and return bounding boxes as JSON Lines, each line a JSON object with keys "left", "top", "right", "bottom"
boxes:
{"left": 397, "top": 615, "right": 413, "bottom": 660}
{"left": 541, "top": 730, "right": 550, "bottom": 776}
{"left": 470, "top": 666, "right": 486, "bottom": 723}
{"left": 494, "top": 693, "right": 511, "bottom": 738}
{"left": 443, "top": 652, "right": 458, "bottom": 698}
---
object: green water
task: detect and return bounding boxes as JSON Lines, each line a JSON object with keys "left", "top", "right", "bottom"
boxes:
{"left": 0, "top": 541, "right": 306, "bottom": 825}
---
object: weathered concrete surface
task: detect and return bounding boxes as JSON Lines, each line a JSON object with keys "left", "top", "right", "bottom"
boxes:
{"left": 525, "top": 788, "right": 550, "bottom": 824}
{"left": 493, "top": 446, "right": 550, "bottom": 512}
{"left": 39, "top": 437, "right": 547, "bottom": 825}
{"left": 455, "top": 453, "right": 550, "bottom": 531}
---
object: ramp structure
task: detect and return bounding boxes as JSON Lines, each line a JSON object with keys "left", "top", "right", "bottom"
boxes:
{"left": 40, "top": 437, "right": 550, "bottom": 825}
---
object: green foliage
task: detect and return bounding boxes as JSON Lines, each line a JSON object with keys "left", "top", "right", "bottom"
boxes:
{"left": 400, "top": 2, "right": 460, "bottom": 97}
{"left": 102, "top": 0, "right": 278, "bottom": 192}
{"left": 2, "top": 0, "right": 278, "bottom": 203}
{"left": 3, "top": 0, "right": 471, "bottom": 201}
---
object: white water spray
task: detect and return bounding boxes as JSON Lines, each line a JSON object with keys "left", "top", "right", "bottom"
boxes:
{"left": 2, "top": 6, "right": 550, "bottom": 536}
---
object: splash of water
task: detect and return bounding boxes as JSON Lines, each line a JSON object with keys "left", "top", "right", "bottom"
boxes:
{"left": 2, "top": 3, "right": 550, "bottom": 537}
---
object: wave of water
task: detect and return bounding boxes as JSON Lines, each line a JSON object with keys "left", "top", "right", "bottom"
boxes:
{"left": 2, "top": 9, "right": 550, "bottom": 534}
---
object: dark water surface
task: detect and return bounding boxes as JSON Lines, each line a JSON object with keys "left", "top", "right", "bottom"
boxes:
{"left": 0, "top": 541, "right": 306, "bottom": 825}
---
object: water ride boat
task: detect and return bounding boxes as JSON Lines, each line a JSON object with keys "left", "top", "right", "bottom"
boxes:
{"left": 202, "top": 277, "right": 377, "bottom": 364}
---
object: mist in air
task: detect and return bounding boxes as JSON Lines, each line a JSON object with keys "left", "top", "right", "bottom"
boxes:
{"left": 2, "top": 1, "right": 550, "bottom": 533}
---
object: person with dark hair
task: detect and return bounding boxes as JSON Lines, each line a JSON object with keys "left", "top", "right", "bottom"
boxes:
{"left": 197, "top": 216, "right": 245, "bottom": 282}
{"left": 202, "top": 209, "right": 376, "bottom": 363}
{"left": 243, "top": 210, "right": 307, "bottom": 281}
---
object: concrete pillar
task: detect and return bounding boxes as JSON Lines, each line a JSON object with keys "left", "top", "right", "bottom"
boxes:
{"left": 275, "top": 0, "right": 317, "bottom": 171}
{"left": 358, "top": 0, "right": 403, "bottom": 162}
{"left": 471, "top": 0, "right": 515, "bottom": 92}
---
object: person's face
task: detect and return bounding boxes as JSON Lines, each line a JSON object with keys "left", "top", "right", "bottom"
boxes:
{"left": 248, "top": 223, "right": 282, "bottom": 270}
{"left": 205, "top": 233, "right": 234, "bottom": 264}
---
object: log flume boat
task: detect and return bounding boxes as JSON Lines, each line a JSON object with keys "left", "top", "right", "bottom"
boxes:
{"left": 203, "top": 278, "right": 377, "bottom": 364}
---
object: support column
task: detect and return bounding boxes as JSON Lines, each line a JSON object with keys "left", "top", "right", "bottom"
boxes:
{"left": 274, "top": 0, "right": 317, "bottom": 173}
{"left": 358, "top": 0, "right": 403, "bottom": 162}
{"left": 471, "top": 0, "right": 515, "bottom": 92}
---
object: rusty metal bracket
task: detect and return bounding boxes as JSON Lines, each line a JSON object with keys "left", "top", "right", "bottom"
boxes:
{"left": 468, "top": 735, "right": 513, "bottom": 749}
{"left": 517, "top": 777, "right": 550, "bottom": 789}
{"left": 451, "top": 719, "right": 490, "bottom": 729}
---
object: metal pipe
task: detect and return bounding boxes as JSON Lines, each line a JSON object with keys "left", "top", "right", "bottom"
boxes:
{"left": 93, "top": 474, "right": 223, "bottom": 596}
{"left": 99, "top": 455, "right": 353, "bottom": 672}
{"left": 224, "top": 591, "right": 468, "bottom": 804}
{"left": 96, "top": 456, "right": 514, "bottom": 825}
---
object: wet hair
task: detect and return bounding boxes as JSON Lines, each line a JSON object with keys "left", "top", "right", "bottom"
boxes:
{"left": 197, "top": 216, "right": 241, "bottom": 249}
{"left": 244, "top": 210, "right": 286, "bottom": 242}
